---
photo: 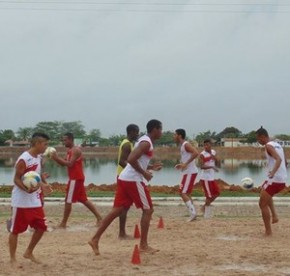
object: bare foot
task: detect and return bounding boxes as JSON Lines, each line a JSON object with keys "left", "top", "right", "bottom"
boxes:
{"left": 88, "top": 240, "right": 100, "bottom": 256}
{"left": 23, "top": 252, "right": 41, "bottom": 264}
{"left": 10, "top": 258, "right": 17, "bottom": 266}
{"left": 187, "top": 215, "right": 197, "bottom": 222}
{"left": 272, "top": 217, "right": 279, "bottom": 224}
{"left": 264, "top": 231, "right": 273, "bottom": 237}
{"left": 118, "top": 234, "right": 134, "bottom": 240}
{"left": 140, "top": 246, "right": 160, "bottom": 254}
{"left": 53, "top": 224, "right": 67, "bottom": 230}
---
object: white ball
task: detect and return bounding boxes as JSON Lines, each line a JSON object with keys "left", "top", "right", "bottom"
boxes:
{"left": 22, "top": 171, "right": 41, "bottom": 189}
{"left": 241, "top": 177, "right": 254, "bottom": 190}
{"left": 43, "top": 147, "right": 56, "bottom": 158}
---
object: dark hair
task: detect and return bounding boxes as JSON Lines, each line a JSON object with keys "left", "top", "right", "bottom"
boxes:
{"left": 126, "top": 124, "right": 139, "bottom": 135}
{"left": 31, "top": 132, "right": 50, "bottom": 140}
{"left": 146, "top": 119, "right": 162, "bottom": 133}
{"left": 256, "top": 126, "right": 268, "bottom": 137}
{"left": 175, "top": 129, "right": 186, "bottom": 139}
{"left": 63, "top": 132, "right": 74, "bottom": 140}
{"left": 31, "top": 132, "right": 50, "bottom": 145}
{"left": 203, "top": 138, "right": 212, "bottom": 144}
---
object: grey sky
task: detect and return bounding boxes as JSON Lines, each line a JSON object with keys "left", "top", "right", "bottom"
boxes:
{"left": 0, "top": 1, "right": 290, "bottom": 137}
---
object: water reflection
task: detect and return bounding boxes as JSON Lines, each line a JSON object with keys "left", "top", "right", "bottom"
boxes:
{"left": 0, "top": 157, "right": 289, "bottom": 187}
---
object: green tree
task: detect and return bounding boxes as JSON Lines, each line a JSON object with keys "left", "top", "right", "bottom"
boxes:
{"left": 0, "top": 129, "right": 15, "bottom": 145}
{"left": 16, "top": 127, "right": 34, "bottom": 141}
{"left": 60, "top": 121, "right": 86, "bottom": 137}
{"left": 274, "top": 134, "right": 290, "bottom": 141}
{"left": 244, "top": 130, "right": 257, "bottom": 144}
{"left": 195, "top": 130, "right": 217, "bottom": 146}
{"left": 87, "top": 129, "right": 102, "bottom": 144}
{"left": 216, "top": 127, "right": 242, "bottom": 140}
{"left": 33, "top": 121, "right": 62, "bottom": 142}
{"left": 155, "top": 131, "right": 175, "bottom": 146}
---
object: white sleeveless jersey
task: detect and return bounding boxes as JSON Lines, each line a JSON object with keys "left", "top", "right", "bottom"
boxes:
{"left": 199, "top": 149, "right": 216, "bottom": 181}
{"left": 265, "top": 141, "right": 287, "bottom": 183}
{"left": 11, "top": 151, "right": 43, "bottom": 208}
{"left": 119, "top": 135, "right": 153, "bottom": 182}
{"left": 180, "top": 141, "right": 198, "bottom": 175}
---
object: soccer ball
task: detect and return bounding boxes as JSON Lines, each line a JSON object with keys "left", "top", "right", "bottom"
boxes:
{"left": 43, "top": 146, "right": 56, "bottom": 158}
{"left": 22, "top": 171, "right": 41, "bottom": 189}
{"left": 241, "top": 177, "right": 254, "bottom": 190}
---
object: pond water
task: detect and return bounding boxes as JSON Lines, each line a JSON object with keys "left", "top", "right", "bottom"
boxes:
{"left": 1, "top": 157, "right": 289, "bottom": 187}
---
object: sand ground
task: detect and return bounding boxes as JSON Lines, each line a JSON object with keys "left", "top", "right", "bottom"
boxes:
{"left": 1, "top": 199, "right": 290, "bottom": 276}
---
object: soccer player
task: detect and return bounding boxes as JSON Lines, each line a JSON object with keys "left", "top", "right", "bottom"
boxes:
{"left": 9, "top": 133, "right": 51, "bottom": 264}
{"left": 51, "top": 132, "right": 102, "bottom": 228}
{"left": 173, "top": 129, "right": 199, "bottom": 222}
{"left": 116, "top": 124, "right": 139, "bottom": 239}
{"left": 256, "top": 127, "right": 288, "bottom": 236}
{"left": 88, "top": 119, "right": 163, "bottom": 255}
{"left": 199, "top": 138, "right": 220, "bottom": 219}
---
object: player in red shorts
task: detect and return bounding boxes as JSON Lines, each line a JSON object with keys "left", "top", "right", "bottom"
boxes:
{"left": 173, "top": 129, "right": 199, "bottom": 222}
{"left": 88, "top": 119, "right": 163, "bottom": 255}
{"left": 199, "top": 139, "right": 220, "bottom": 219}
{"left": 9, "top": 132, "right": 51, "bottom": 265}
{"left": 256, "top": 127, "right": 288, "bottom": 236}
{"left": 51, "top": 132, "right": 102, "bottom": 228}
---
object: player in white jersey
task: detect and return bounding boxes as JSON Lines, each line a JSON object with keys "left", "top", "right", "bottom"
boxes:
{"left": 174, "top": 129, "right": 199, "bottom": 221}
{"left": 199, "top": 139, "right": 220, "bottom": 219}
{"left": 9, "top": 133, "right": 51, "bottom": 265}
{"left": 89, "top": 120, "right": 163, "bottom": 255}
{"left": 256, "top": 127, "right": 288, "bottom": 236}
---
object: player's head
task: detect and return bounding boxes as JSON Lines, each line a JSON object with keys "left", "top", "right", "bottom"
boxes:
{"left": 30, "top": 132, "right": 50, "bottom": 154}
{"left": 203, "top": 138, "right": 212, "bottom": 151}
{"left": 146, "top": 119, "right": 162, "bottom": 140}
{"left": 175, "top": 129, "right": 186, "bottom": 139}
{"left": 126, "top": 124, "right": 139, "bottom": 141}
{"left": 256, "top": 126, "right": 269, "bottom": 145}
{"left": 62, "top": 132, "right": 74, "bottom": 147}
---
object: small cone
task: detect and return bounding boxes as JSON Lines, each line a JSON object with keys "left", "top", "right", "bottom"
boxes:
{"left": 134, "top": 224, "right": 140, "bottom": 239}
{"left": 158, "top": 216, "right": 164, "bottom": 229}
{"left": 131, "top": 244, "right": 141, "bottom": 265}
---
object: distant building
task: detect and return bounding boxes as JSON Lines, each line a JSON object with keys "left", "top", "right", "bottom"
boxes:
{"left": 5, "top": 140, "right": 30, "bottom": 147}
{"left": 221, "top": 138, "right": 247, "bottom": 147}
{"left": 275, "top": 139, "right": 290, "bottom": 148}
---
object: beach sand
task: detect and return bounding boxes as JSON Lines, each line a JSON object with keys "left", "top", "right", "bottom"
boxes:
{"left": 1, "top": 200, "right": 290, "bottom": 276}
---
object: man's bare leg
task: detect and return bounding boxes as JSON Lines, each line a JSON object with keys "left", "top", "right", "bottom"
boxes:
{"left": 118, "top": 209, "right": 132, "bottom": 239}
{"left": 259, "top": 190, "right": 272, "bottom": 236}
{"left": 9, "top": 233, "right": 18, "bottom": 264}
{"left": 82, "top": 200, "right": 102, "bottom": 225}
{"left": 23, "top": 229, "right": 44, "bottom": 263}
{"left": 268, "top": 197, "right": 279, "bottom": 224}
{"left": 139, "top": 209, "right": 159, "bottom": 253}
{"left": 88, "top": 207, "right": 124, "bottom": 255}
{"left": 58, "top": 202, "right": 72, "bottom": 228}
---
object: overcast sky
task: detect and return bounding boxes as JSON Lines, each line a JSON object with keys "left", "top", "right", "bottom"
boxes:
{"left": 0, "top": 1, "right": 289, "bottom": 137}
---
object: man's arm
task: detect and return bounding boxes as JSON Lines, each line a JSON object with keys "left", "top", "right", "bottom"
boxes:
{"left": 51, "top": 147, "right": 81, "bottom": 167}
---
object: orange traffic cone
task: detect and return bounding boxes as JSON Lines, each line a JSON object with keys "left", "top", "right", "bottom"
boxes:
{"left": 131, "top": 244, "right": 141, "bottom": 265}
{"left": 134, "top": 224, "right": 140, "bottom": 239}
{"left": 158, "top": 216, "right": 164, "bottom": 229}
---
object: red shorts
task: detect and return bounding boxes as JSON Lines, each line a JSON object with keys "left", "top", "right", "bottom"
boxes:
{"left": 179, "top": 173, "right": 197, "bottom": 194}
{"left": 262, "top": 181, "right": 285, "bottom": 196}
{"left": 11, "top": 207, "right": 47, "bottom": 234}
{"left": 66, "top": 179, "right": 88, "bottom": 203}
{"left": 201, "top": 179, "right": 220, "bottom": 199}
{"left": 114, "top": 179, "right": 153, "bottom": 210}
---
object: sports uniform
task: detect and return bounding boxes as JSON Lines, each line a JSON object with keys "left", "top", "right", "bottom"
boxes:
{"left": 199, "top": 149, "right": 220, "bottom": 199}
{"left": 115, "top": 135, "right": 153, "bottom": 210}
{"left": 117, "top": 138, "right": 133, "bottom": 176}
{"left": 65, "top": 147, "right": 88, "bottom": 203}
{"left": 179, "top": 141, "right": 198, "bottom": 194}
{"left": 10, "top": 151, "right": 47, "bottom": 234}
{"left": 262, "top": 141, "right": 287, "bottom": 196}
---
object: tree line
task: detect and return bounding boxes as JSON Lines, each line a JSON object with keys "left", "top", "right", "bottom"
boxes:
{"left": 1, "top": 121, "right": 290, "bottom": 147}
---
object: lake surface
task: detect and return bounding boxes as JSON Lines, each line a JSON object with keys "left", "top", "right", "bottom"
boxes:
{"left": 1, "top": 157, "right": 289, "bottom": 187}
